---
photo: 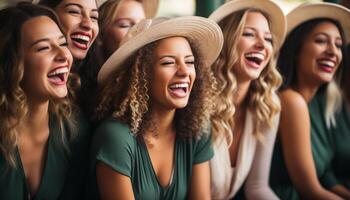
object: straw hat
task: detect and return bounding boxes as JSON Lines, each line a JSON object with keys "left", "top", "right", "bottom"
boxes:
{"left": 209, "top": 0, "right": 286, "bottom": 49}
{"left": 97, "top": 0, "right": 159, "bottom": 18}
{"left": 98, "top": 16, "right": 224, "bottom": 84}
{"left": 286, "top": 2, "right": 350, "bottom": 43}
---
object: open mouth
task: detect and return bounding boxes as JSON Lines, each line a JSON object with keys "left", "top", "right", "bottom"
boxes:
{"left": 70, "top": 33, "right": 90, "bottom": 50}
{"left": 47, "top": 67, "right": 69, "bottom": 85}
{"left": 245, "top": 53, "right": 264, "bottom": 67}
{"left": 317, "top": 59, "right": 336, "bottom": 73}
{"left": 168, "top": 83, "right": 189, "bottom": 97}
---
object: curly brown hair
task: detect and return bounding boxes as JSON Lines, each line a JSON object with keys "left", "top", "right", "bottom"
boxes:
{"left": 95, "top": 39, "right": 217, "bottom": 138}
{"left": 211, "top": 9, "right": 282, "bottom": 144}
{"left": 0, "top": 2, "right": 77, "bottom": 168}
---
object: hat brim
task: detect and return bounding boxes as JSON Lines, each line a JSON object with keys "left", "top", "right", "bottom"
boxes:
{"left": 98, "top": 16, "right": 223, "bottom": 84}
{"left": 287, "top": 2, "right": 350, "bottom": 44}
{"left": 209, "top": 0, "right": 286, "bottom": 49}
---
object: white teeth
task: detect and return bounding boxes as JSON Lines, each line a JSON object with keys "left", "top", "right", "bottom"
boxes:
{"left": 71, "top": 34, "right": 90, "bottom": 42}
{"left": 48, "top": 67, "right": 69, "bottom": 77}
{"left": 319, "top": 60, "right": 335, "bottom": 67}
{"left": 169, "top": 83, "right": 189, "bottom": 89}
{"left": 245, "top": 53, "right": 265, "bottom": 60}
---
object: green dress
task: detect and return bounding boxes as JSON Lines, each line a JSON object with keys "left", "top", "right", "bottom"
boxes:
{"left": 324, "top": 103, "right": 350, "bottom": 189}
{"left": 87, "top": 118, "right": 213, "bottom": 200}
{"left": 270, "top": 90, "right": 335, "bottom": 200}
{"left": 0, "top": 115, "right": 91, "bottom": 200}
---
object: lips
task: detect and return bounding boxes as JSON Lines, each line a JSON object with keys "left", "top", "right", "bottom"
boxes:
{"left": 47, "top": 66, "right": 69, "bottom": 85}
{"left": 70, "top": 32, "right": 91, "bottom": 50}
{"left": 317, "top": 59, "right": 336, "bottom": 73}
{"left": 168, "top": 82, "right": 189, "bottom": 98}
{"left": 245, "top": 52, "right": 265, "bottom": 68}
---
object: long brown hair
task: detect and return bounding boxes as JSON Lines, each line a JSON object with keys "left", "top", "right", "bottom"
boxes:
{"left": 0, "top": 2, "right": 77, "bottom": 167}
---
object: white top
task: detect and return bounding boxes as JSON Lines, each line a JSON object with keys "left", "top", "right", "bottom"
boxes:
{"left": 210, "top": 110, "right": 280, "bottom": 200}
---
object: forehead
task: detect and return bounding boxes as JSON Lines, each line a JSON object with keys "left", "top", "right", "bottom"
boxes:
{"left": 59, "top": 0, "right": 97, "bottom": 10}
{"left": 115, "top": 0, "right": 145, "bottom": 17}
{"left": 21, "top": 16, "right": 63, "bottom": 46}
{"left": 244, "top": 11, "right": 271, "bottom": 32}
{"left": 154, "top": 37, "right": 192, "bottom": 54}
{"left": 308, "top": 21, "right": 341, "bottom": 38}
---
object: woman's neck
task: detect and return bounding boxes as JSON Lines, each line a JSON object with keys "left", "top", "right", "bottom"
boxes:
{"left": 234, "top": 80, "right": 251, "bottom": 110}
{"left": 17, "top": 100, "right": 49, "bottom": 138}
{"left": 146, "top": 107, "right": 175, "bottom": 138}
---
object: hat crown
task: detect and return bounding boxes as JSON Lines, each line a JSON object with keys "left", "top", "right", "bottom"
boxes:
{"left": 120, "top": 17, "right": 169, "bottom": 46}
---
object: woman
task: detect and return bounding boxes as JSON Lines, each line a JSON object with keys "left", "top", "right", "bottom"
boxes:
{"left": 0, "top": 2, "right": 89, "bottom": 200}
{"left": 269, "top": 2, "right": 350, "bottom": 200}
{"left": 208, "top": 0, "right": 286, "bottom": 199}
{"left": 87, "top": 16, "right": 223, "bottom": 199}
{"left": 97, "top": 0, "right": 159, "bottom": 62}
{"left": 38, "top": 0, "right": 99, "bottom": 61}
{"left": 81, "top": 0, "right": 159, "bottom": 116}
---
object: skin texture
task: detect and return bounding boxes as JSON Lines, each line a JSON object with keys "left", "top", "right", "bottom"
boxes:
{"left": 279, "top": 22, "right": 343, "bottom": 200}
{"left": 96, "top": 37, "right": 210, "bottom": 199}
{"left": 102, "top": 0, "right": 145, "bottom": 57}
{"left": 54, "top": 0, "right": 99, "bottom": 60}
{"left": 18, "top": 16, "right": 72, "bottom": 196}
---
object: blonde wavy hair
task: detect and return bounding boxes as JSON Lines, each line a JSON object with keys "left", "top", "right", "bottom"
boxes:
{"left": 95, "top": 39, "right": 217, "bottom": 138}
{"left": 211, "top": 9, "right": 282, "bottom": 145}
{"left": 0, "top": 3, "right": 77, "bottom": 168}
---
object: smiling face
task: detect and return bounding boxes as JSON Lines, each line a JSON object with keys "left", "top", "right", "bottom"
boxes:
{"left": 102, "top": 0, "right": 145, "bottom": 57}
{"left": 54, "top": 0, "right": 99, "bottom": 60}
{"left": 150, "top": 37, "right": 196, "bottom": 111}
{"left": 234, "top": 11, "right": 273, "bottom": 82}
{"left": 20, "top": 16, "right": 73, "bottom": 102}
{"left": 297, "top": 21, "right": 343, "bottom": 85}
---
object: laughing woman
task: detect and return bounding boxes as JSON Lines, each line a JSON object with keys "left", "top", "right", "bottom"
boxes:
{"left": 0, "top": 2, "right": 90, "bottom": 200}
{"left": 208, "top": 0, "right": 286, "bottom": 199}
{"left": 269, "top": 3, "right": 350, "bottom": 200}
{"left": 87, "top": 16, "right": 223, "bottom": 199}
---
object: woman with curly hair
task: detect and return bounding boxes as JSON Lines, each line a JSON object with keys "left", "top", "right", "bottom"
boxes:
{"left": 269, "top": 2, "right": 350, "bottom": 200}
{"left": 87, "top": 16, "right": 223, "bottom": 199}
{"left": 0, "top": 2, "right": 90, "bottom": 200}
{"left": 208, "top": 0, "right": 286, "bottom": 199}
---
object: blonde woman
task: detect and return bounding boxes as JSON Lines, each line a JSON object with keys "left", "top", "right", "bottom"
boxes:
{"left": 87, "top": 16, "right": 223, "bottom": 199}
{"left": 0, "top": 3, "right": 90, "bottom": 199}
{"left": 269, "top": 3, "right": 350, "bottom": 200}
{"left": 208, "top": 0, "right": 286, "bottom": 199}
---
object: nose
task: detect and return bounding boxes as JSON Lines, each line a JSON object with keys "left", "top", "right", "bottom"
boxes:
{"left": 54, "top": 46, "right": 69, "bottom": 63}
{"left": 176, "top": 61, "right": 190, "bottom": 76}
{"left": 325, "top": 42, "right": 338, "bottom": 56}
{"left": 80, "top": 15, "right": 93, "bottom": 30}
{"left": 254, "top": 35, "right": 265, "bottom": 50}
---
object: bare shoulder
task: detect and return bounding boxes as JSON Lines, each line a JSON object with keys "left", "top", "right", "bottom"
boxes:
{"left": 279, "top": 89, "right": 309, "bottom": 115}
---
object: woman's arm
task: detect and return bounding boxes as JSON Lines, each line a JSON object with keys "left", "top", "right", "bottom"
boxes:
{"left": 244, "top": 114, "right": 280, "bottom": 200}
{"left": 331, "top": 185, "right": 350, "bottom": 199}
{"left": 187, "top": 161, "right": 211, "bottom": 200}
{"left": 96, "top": 162, "right": 135, "bottom": 200}
{"left": 278, "top": 91, "right": 342, "bottom": 200}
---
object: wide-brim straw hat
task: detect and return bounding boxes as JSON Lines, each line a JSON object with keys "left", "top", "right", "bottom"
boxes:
{"left": 97, "top": 0, "right": 159, "bottom": 18}
{"left": 98, "top": 16, "right": 224, "bottom": 84}
{"left": 286, "top": 2, "right": 350, "bottom": 44}
{"left": 209, "top": 0, "right": 286, "bottom": 49}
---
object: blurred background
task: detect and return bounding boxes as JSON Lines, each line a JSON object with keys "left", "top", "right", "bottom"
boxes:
{"left": 0, "top": 0, "right": 349, "bottom": 16}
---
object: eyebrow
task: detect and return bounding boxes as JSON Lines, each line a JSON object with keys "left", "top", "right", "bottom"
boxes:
{"left": 244, "top": 26, "right": 272, "bottom": 35}
{"left": 159, "top": 55, "right": 194, "bottom": 59}
{"left": 64, "top": 3, "right": 98, "bottom": 13}
{"left": 30, "top": 35, "right": 65, "bottom": 47}
{"left": 315, "top": 32, "right": 342, "bottom": 39}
